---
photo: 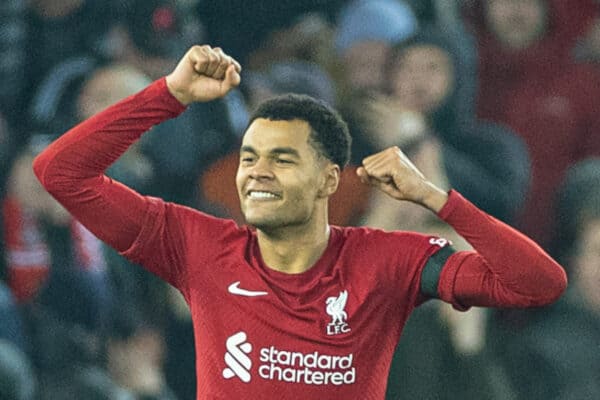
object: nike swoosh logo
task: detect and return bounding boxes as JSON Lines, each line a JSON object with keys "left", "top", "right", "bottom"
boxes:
{"left": 228, "top": 281, "right": 268, "bottom": 297}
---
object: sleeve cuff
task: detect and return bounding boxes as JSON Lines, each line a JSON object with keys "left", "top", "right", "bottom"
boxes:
{"left": 436, "top": 189, "right": 465, "bottom": 221}
{"left": 156, "top": 77, "right": 188, "bottom": 114}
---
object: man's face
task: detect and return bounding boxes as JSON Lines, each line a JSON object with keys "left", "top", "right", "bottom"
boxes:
{"left": 236, "top": 118, "right": 328, "bottom": 230}
{"left": 391, "top": 45, "right": 454, "bottom": 114}
{"left": 485, "top": 0, "right": 547, "bottom": 50}
{"left": 78, "top": 66, "right": 151, "bottom": 120}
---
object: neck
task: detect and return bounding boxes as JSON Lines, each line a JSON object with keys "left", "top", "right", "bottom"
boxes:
{"left": 257, "top": 216, "right": 330, "bottom": 275}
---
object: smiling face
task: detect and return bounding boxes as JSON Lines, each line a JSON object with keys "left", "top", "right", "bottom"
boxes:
{"left": 236, "top": 118, "right": 337, "bottom": 231}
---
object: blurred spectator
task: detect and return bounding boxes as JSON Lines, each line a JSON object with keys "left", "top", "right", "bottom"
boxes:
{"left": 334, "top": 0, "right": 418, "bottom": 96}
{"left": 163, "top": 286, "right": 195, "bottom": 400}
{"left": 26, "top": 0, "right": 191, "bottom": 138}
{"left": 0, "top": 0, "right": 27, "bottom": 131}
{"left": 387, "top": 302, "right": 514, "bottom": 400}
{"left": 31, "top": 60, "right": 158, "bottom": 194}
{"left": 77, "top": 64, "right": 157, "bottom": 193}
{"left": 463, "top": 0, "right": 597, "bottom": 61}
{"left": 103, "top": 0, "right": 200, "bottom": 79}
{"left": 491, "top": 159, "right": 600, "bottom": 399}
{"left": 366, "top": 114, "right": 516, "bottom": 400}
{"left": 2, "top": 139, "right": 112, "bottom": 383}
{"left": 447, "top": 122, "right": 530, "bottom": 224}
{"left": 574, "top": 5, "right": 600, "bottom": 63}
{"left": 0, "top": 114, "right": 16, "bottom": 288}
{"left": 462, "top": 0, "right": 600, "bottom": 247}
{"left": 3, "top": 141, "right": 79, "bottom": 301}
{"left": 37, "top": 367, "right": 134, "bottom": 400}
{"left": 219, "top": 11, "right": 338, "bottom": 139}
{"left": 353, "top": 25, "right": 530, "bottom": 223}
{"left": 0, "top": 113, "right": 15, "bottom": 197}
{"left": 0, "top": 339, "right": 36, "bottom": 400}
{"left": 355, "top": 28, "right": 531, "bottom": 396}
{"left": 407, "top": 0, "right": 468, "bottom": 28}
{"left": 360, "top": 123, "right": 514, "bottom": 395}
{"left": 0, "top": 282, "right": 26, "bottom": 350}
{"left": 199, "top": 0, "right": 346, "bottom": 63}
{"left": 245, "top": 12, "right": 336, "bottom": 71}
{"left": 106, "top": 301, "right": 178, "bottom": 400}
{"left": 25, "top": 1, "right": 113, "bottom": 125}
{"left": 77, "top": 64, "right": 151, "bottom": 119}
{"left": 242, "top": 61, "right": 337, "bottom": 112}
{"left": 26, "top": 0, "right": 194, "bottom": 139}
{"left": 576, "top": 19, "right": 600, "bottom": 62}
{"left": 28, "top": 5, "right": 237, "bottom": 206}
{"left": 355, "top": 58, "right": 509, "bottom": 397}
{"left": 28, "top": 55, "right": 97, "bottom": 142}
{"left": 385, "top": 26, "right": 475, "bottom": 141}
{"left": 552, "top": 158, "right": 600, "bottom": 268}
{"left": 99, "top": 0, "right": 239, "bottom": 205}
{"left": 25, "top": 44, "right": 220, "bottom": 398}
{"left": 73, "top": 61, "right": 195, "bottom": 399}
{"left": 141, "top": 96, "right": 239, "bottom": 206}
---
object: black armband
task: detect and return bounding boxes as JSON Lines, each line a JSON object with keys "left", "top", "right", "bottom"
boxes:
{"left": 420, "top": 245, "right": 456, "bottom": 298}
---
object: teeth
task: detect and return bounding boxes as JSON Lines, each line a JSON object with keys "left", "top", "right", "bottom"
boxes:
{"left": 248, "top": 191, "right": 278, "bottom": 199}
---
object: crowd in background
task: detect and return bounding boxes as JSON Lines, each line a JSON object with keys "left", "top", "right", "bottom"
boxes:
{"left": 1, "top": 0, "right": 599, "bottom": 399}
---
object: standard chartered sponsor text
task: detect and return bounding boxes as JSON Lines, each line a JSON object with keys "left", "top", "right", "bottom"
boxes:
{"left": 258, "top": 346, "right": 356, "bottom": 385}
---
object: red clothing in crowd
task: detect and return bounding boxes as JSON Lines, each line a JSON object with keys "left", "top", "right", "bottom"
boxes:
{"left": 500, "top": 65, "right": 600, "bottom": 247}
{"left": 2, "top": 196, "right": 106, "bottom": 302}
{"left": 32, "top": 78, "right": 566, "bottom": 399}
{"left": 463, "top": 0, "right": 600, "bottom": 246}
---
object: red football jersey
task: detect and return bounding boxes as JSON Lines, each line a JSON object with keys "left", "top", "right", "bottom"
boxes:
{"left": 32, "top": 78, "right": 567, "bottom": 400}
{"left": 122, "top": 198, "right": 448, "bottom": 398}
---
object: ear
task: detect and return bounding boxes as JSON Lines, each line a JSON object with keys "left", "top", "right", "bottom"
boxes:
{"left": 317, "top": 163, "right": 340, "bottom": 198}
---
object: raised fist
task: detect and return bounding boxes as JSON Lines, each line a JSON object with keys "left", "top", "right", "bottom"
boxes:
{"left": 166, "top": 45, "right": 242, "bottom": 105}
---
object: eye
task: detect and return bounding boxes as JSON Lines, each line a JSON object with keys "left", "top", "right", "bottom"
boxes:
{"left": 240, "top": 156, "right": 256, "bottom": 164}
{"left": 275, "top": 158, "right": 294, "bottom": 164}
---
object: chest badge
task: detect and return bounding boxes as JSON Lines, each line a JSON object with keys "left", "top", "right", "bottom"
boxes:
{"left": 325, "top": 290, "right": 351, "bottom": 336}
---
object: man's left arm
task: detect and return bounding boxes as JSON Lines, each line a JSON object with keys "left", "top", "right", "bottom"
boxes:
{"left": 429, "top": 190, "right": 566, "bottom": 308}
{"left": 358, "top": 147, "right": 567, "bottom": 308}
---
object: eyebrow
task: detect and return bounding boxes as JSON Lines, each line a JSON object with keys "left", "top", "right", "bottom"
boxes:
{"left": 240, "top": 145, "right": 301, "bottom": 158}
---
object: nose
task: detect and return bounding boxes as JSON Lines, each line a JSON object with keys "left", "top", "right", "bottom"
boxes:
{"left": 248, "top": 158, "right": 275, "bottom": 180}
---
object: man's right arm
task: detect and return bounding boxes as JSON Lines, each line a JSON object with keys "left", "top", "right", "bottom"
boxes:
{"left": 33, "top": 78, "right": 187, "bottom": 252}
{"left": 33, "top": 45, "right": 242, "bottom": 253}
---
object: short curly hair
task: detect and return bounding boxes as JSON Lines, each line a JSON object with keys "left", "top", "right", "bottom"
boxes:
{"left": 248, "top": 94, "right": 352, "bottom": 168}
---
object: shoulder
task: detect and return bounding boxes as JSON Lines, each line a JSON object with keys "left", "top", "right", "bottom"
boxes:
{"left": 332, "top": 226, "right": 454, "bottom": 294}
{"left": 336, "top": 225, "right": 444, "bottom": 256}
{"left": 156, "top": 197, "right": 250, "bottom": 242}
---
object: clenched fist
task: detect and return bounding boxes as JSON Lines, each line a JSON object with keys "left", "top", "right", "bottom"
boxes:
{"left": 166, "top": 45, "right": 242, "bottom": 105}
{"left": 357, "top": 146, "right": 448, "bottom": 212}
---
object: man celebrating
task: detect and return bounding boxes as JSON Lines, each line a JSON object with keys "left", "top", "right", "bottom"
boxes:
{"left": 33, "top": 45, "right": 566, "bottom": 399}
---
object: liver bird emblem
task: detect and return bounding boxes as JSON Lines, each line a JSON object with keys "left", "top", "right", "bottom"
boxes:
{"left": 326, "top": 290, "right": 348, "bottom": 325}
